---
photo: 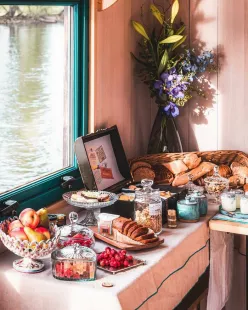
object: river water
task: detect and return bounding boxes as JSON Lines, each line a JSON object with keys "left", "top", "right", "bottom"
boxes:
{"left": 0, "top": 23, "right": 67, "bottom": 194}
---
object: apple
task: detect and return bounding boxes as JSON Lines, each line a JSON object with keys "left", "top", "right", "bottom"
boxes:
{"left": 8, "top": 220, "right": 24, "bottom": 232}
{"left": 19, "top": 208, "right": 40, "bottom": 229}
{"left": 9, "top": 227, "right": 28, "bottom": 241}
{"left": 35, "top": 227, "right": 51, "bottom": 240}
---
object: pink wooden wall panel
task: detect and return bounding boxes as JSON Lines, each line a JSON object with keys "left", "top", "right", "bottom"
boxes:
{"left": 95, "top": 0, "right": 248, "bottom": 158}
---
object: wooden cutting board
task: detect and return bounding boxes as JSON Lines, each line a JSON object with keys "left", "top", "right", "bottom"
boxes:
{"left": 91, "top": 226, "right": 164, "bottom": 251}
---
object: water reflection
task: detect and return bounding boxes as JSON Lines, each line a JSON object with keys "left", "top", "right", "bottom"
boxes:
{"left": 0, "top": 23, "right": 67, "bottom": 193}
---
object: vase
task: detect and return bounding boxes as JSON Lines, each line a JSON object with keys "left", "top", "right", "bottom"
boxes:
{"left": 147, "top": 106, "right": 183, "bottom": 154}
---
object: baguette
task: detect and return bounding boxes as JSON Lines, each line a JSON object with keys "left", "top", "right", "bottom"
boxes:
{"left": 164, "top": 160, "right": 188, "bottom": 175}
{"left": 172, "top": 162, "right": 215, "bottom": 187}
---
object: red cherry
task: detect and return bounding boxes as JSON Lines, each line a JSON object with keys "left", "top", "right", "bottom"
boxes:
{"left": 100, "top": 260, "right": 105, "bottom": 267}
{"left": 121, "top": 250, "right": 127, "bottom": 256}
{"left": 127, "top": 255, "right": 133, "bottom": 261}
{"left": 110, "top": 249, "right": 116, "bottom": 256}
{"left": 123, "top": 260, "right": 129, "bottom": 267}
{"left": 106, "top": 248, "right": 111, "bottom": 255}
{"left": 105, "top": 247, "right": 111, "bottom": 252}
{"left": 103, "top": 253, "right": 109, "bottom": 259}
{"left": 105, "top": 260, "right": 110, "bottom": 266}
{"left": 115, "top": 254, "right": 121, "bottom": 261}
{"left": 119, "top": 254, "right": 125, "bottom": 261}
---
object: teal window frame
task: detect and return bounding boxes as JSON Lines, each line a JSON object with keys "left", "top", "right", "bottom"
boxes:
{"left": 0, "top": 0, "right": 88, "bottom": 213}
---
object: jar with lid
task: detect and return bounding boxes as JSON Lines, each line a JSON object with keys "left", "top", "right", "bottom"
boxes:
{"left": 204, "top": 166, "right": 229, "bottom": 202}
{"left": 230, "top": 189, "right": 244, "bottom": 209}
{"left": 58, "top": 212, "right": 95, "bottom": 249}
{"left": 240, "top": 195, "right": 248, "bottom": 214}
{"left": 52, "top": 244, "right": 96, "bottom": 281}
{"left": 220, "top": 192, "right": 236, "bottom": 212}
{"left": 192, "top": 190, "right": 208, "bottom": 216}
{"left": 177, "top": 196, "right": 200, "bottom": 223}
{"left": 134, "top": 179, "right": 162, "bottom": 235}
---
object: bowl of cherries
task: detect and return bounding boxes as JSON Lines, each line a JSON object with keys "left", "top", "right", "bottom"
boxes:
{"left": 57, "top": 212, "right": 95, "bottom": 249}
{"left": 97, "top": 247, "right": 145, "bottom": 274}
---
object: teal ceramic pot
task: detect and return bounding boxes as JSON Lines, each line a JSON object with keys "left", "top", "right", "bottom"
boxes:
{"left": 192, "top": 191, "right": 208, "bottom": 217}
{"left": 177, "top": 196, "right": 200, "bottom": 223}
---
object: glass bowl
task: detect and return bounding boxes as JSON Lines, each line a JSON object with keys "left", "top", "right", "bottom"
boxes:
{"left": 57, "top": 212, "right": 95, "bottom": 249}
{"left": 0, "top": 217, "right": 60, "bottom": 273}
{"left": 204, "top": 166, "right": 229, "bottom": 202}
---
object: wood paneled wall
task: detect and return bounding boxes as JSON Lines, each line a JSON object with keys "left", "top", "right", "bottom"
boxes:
{"left": 95, "top": 0, "right": 248, "bottom": 158}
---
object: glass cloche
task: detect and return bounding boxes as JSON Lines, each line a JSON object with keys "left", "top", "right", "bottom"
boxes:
{"left": 204, "top": 166, "right": 229, "bottom": 202}
{"left": 57, "top": 212, "right": 95, "bottom": 249}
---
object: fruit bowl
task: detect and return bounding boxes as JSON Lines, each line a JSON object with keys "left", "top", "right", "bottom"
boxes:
{"left": 0, "top": 217, "right": 60, "bottom": 273}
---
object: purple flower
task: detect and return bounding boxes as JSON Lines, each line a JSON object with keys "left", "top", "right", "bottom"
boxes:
{"left": 154, "top": 80, "right": 164, "bottom": 96}
{"left": 164, "top": 102, "right": 180, "bottom": 118}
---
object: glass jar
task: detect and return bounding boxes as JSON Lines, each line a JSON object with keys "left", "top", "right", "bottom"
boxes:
{"left": 192, "top": 190, "right": 208, "bottom": 216}
{"left": 204, "top": 166, "right": 229, "bottom": 202}
{"left": 240, "top": 195, "right": 248, "bottom": 214}
{"left": 134, "top": 179, "right": 162, "bottom": 235}
{"left": 221, "top": 192, "right": 236, "bottom": 212}
{"left": 52, "top": 244, "right": 96, "bottom": 281}
{"left": 57, "top": 212, "right": 95, "bottom": 249}
{"left": 177, "top": 196, "right": 200, "bottom": 223}
{"left": 230, "top": 189, "right": 244, "bottom": 209}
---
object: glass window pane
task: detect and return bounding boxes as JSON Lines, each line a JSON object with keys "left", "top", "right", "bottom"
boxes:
{"left": 0, "top": 5, "right": 73, "bottom": 194}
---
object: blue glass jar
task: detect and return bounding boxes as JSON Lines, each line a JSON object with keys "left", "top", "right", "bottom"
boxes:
{"left": 177, "top": 196, "right": 200, "bottom": 223}
{"left": 192, "top": 190, "right": 208, "bottom": 217}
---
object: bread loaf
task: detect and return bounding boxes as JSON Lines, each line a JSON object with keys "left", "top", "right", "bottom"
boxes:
{"left": 139, "top": 237, "right": 159, "bottom": 244}
{"left": 231, "top": 162, "right": 248, "bottom": 178}
{"left": 123, "top": 221, "right": 137, "bottom": 235}
{"left": 132, "top": 167, "right": 155, "bottom": 182}
{"left": 152, "top": 164, "right": 174, "bottom": 184}
{"left": 172, "top": 162, "right": 215, "bottom": 187}
{"left": 112, "top": 217, "right": 131, "bottom": 234}
{"left": 135, "top": 233, "right": 155, "bottom": 241}
{"left": 164, "top": 160, "right": 188, "bottom": 175}
{"left": 130, "top": 161, "right": 152, "bottom": 172}
{"left": 229, "top": 175, "right": 246, "bottom": 187}
{"left": 127, "top": 224, "right": 141, "bottom": 237}
{"left": 130, "top": 227, "right": 149, "bottom": 239}
{"left": 183, "top": 154, "right": 201, "bottom": 170}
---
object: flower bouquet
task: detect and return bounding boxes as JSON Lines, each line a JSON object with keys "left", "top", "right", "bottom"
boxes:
{"left": 131, "top": 0, "right": 217, "bottom": 153}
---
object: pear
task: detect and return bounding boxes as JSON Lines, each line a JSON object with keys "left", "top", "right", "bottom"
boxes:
{"left": 36, "top": 208, "right": 49, "bottom": 229}
{"left": 24, "top": 227, "right": 47, "bottom": 243}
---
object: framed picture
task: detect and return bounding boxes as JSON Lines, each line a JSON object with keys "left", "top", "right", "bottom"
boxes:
{"left": 74, "top": 126, "right": 132, "bottom": 192}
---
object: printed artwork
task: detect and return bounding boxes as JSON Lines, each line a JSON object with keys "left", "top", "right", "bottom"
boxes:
{"left": 85, "top": 134, "right": 124, "bottom": 190}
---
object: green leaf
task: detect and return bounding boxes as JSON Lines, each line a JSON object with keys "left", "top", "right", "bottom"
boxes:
{"left": 130, "top": 52, "right": 149, "bottom": 67}
{"left": 132, "top": 21, "right": 150, "bottom": 41}
{"left": 150, "top": 4, "right": 163, "bottom": 25}
{"left": 172, "top": 35, "right": 187, "bottom": 50}
{"left": 171, "top": 0, "right": 179, "bottom": 24}
{"left": 158, "top": 49, "right": 168, "bottom": 76}
{"left": 159, "top": 35, "right": 183, "bottom": 44}
{"left": 175, "top": 24, "right": 186, "bottom": 35}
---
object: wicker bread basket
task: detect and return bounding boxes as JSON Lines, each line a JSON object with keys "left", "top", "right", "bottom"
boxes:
{"left": 130, "top": 150, "right": 248, "bottom": 168}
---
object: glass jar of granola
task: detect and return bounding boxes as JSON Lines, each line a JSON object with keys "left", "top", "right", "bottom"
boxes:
{"left": 134, "top": 179, "right": 162, "bottom": 235}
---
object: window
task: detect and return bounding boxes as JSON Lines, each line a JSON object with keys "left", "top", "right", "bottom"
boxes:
{"left": 0, "top": 1, "right": 88, "bottom": 211}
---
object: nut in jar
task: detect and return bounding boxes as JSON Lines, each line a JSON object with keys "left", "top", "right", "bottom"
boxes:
{"left": 134, "top": 179, "right": 162, "bottom": 235}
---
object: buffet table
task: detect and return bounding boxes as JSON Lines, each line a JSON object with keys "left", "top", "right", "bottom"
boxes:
{"left": 0, "top": 205, "right": 217, "bottom": 310}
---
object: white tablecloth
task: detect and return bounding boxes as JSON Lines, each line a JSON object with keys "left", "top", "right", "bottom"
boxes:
{"left": 0, "top": 208, "right": 216, "bottom": 310}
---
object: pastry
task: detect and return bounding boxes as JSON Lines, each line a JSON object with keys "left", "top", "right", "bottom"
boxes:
{"left": 119, "top": 194, "right": 134, "bottom": 202}
{"left": 98, "top": 194, "right": 110, "bottom": 202}
{"left": 183, "top": 154, "right": 201, "bottom": 170}
{"left": 130, "top": 227, "right": 149, "bottom": 239}
{"left": 164, "top": 160, "right": 188, "bottom": 175}
{"left": 160, "top": 191, "right": 172, "bottom": 198}
{"left": 231, "top": 162, "right": 248, "bottom": 178}
{"left": 229, "top": 175, "right": 246, "bottom": 187}
{"left": 135, "top": 232, "right": 155, "bottom": 241}
{"left": 218, "top": 165, "right": 232, "bottom": 178}
{"left": 132, "top": 167, "right": 155, "bottom": 182}
{"left": 172, "top": 162, "right": 215, "bottom": 187}
{"left": 130, "top": 161, "right": 152, "bottom": 173}
{"left": 152, "top": 164, "right": 174, "bottom": 184}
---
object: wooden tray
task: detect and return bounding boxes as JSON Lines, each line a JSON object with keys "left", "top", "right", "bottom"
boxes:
{"left": 91, "top": 226, "right": 164, "bottom": 251}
